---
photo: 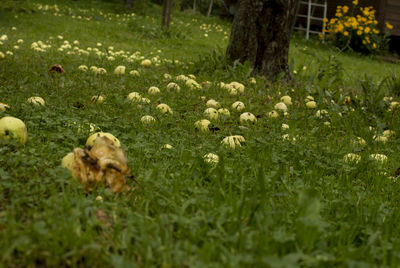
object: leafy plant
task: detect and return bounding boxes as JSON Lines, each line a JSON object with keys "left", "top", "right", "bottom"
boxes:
{"left": 323, "top": 1, "right": 393, "bottom": 54}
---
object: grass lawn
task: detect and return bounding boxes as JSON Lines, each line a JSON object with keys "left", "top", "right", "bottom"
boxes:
{"left": 1, "top": 0, "right": 400, "bottom": 266}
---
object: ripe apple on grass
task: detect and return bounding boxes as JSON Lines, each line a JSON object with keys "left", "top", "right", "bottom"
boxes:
{"left": 0, "top": 116, "right": 28, "bottom": 144}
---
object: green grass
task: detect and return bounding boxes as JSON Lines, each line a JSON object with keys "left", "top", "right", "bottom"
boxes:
{"left": 1, "top": 0, "right": 400, "bottom": 267}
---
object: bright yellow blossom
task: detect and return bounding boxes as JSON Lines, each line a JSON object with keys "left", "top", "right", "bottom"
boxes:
{"left": 386, "top": 22, "right": 394, "bottom": 30}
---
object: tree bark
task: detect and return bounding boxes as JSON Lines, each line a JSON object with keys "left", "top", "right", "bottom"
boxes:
{"left": 207, "top": 0, "right": 214, "bottom": 16}
{"left": 193, "top": 0, "right": 197, "bottom": 12}
{"left": 124, "top": 0, "right": 135, "bottom": 9}
{"left": 226, "top": 0, "right": 300, "bottom": 81}
{"left": 162, "top": 0, "right": 174, "bottom": 28}
{"left": 166, "top": 0, "right": 174, "bottom": 26}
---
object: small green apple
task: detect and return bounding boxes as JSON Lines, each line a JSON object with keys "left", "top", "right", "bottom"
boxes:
{"left": 27, "top": 96, "right": 45, "bottom": 106}
{"left": 204, "top": 108, "right": 218, "bottom": 120}
{"left": 0, "top": 102, "right": 10, "bottom": 111}
{"left": 232, "top": 101, "right": 245, "bottom": 111}
{"left": 203, "top": 153, "right": 219, "bottom": 166}
{"left": 206, "top": 99, "right": 220, "bottom": 109}
{"left": 218, "top": 108, "right": 230, "bottom": 117}
{"left": 195, "top": 119, "right": 211, "bottom": 132}
{"left": 156, "top": 104, "right": 173, "bottom": 114}
{"left": 90, "top": 95, "right": 105, "bottom": 104}
{"left": 127, "top": 92, "right": 142, "bottom": 102}
{"left": 86, "top": 132, "right": 120, "bottom": 147}
{"left": 0, "top": 116, "right": 28, "bottom": 144}
{"left": 148, "top": 86, "right": 160, "bottom": 95}
{"left": 61, "top": 152, "right": 76, "bottom": 177}
{"left": 239, "top": 112, "right": 257, "bottom": 125}
{"left": 141, "top": 115, "right": 156, "bottom": 125}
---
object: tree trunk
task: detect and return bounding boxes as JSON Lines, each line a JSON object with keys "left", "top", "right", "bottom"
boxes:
{"left": 124, "top": 0, "right": 135, "bottom": 9}
{"left": 193, "top": 0, "right": 197, "bottom": 12}
{"left": 207, "top": 0, "right": 214, "bottom": 16}
{"left": 166, "top": 0, "right": 174, "bottom": 26}
{"left": 174, "top": 0, "right": 182, "bottom": 11}
{"left": 226, "top": 0, "right": 300, "bottom": 81}
{"left": 162, "top": 0, "right": 174, "bottom": 28}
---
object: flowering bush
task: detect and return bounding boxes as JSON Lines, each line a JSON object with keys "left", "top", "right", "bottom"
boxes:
{"left": 323, "top": 0, "right": 393, "bottom": 54}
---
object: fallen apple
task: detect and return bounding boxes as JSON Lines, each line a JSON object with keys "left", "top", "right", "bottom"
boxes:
{"left": 218, "top": 108, "right": 230, "bottom": 117}
{"left": 305, "top": 96, "right": 314, "bottom": 103}
{"left": 114, "top": 65, "right": 126, "bottom": 75}
{"left": 343, "top": 153, "right": 361, "bottom": 164}
{"left": 61, "top": 152, "right": 77, "bottom": 177}
{"left": 167, "top": 82, "right": 181, "bottom": 92}
{"left": 141, "top": 97, "right": 151, "bottom": 104}
{"left": 306, "top": 101, "right": 317, "bottom": 109}
{"left": 280, "top": 95, "right": 292, "bottom": 105}
{"left": 162, "top": 144, "right": 173, "bottom": 150}
{"left": 78, "top": 65, "right": 88, "bottom": 72}
{"left": 229, "top": 82, "right": 245, "bottom": 93}
{"left": 148, "top": 86, "right": 160, "bottom": 95}
{"left": 90, "top": 95, "right": 105, "bottom": 104}
{"left": 141, "top": 59, "right": 151, "bottom": 67}
{"left": 0, "top": 102, "right": 10, "bottom": 111}
{"left": 204, "top": 108, "right": 218, "bottom": 120}
{"left": 203, "top": 153, "right": 219, "bottom": 165}
{"left": 69, "top": 136, "right": 131, "bottom": 192}
{"left": 0, "top": 116, "right": 28, "bottom": 144}
{"left": 157, "top": 103, "right": 173, "bottom": 114}
{"left": 130, "top": 70, "right": 140, "bottom": 77}
{"left": 186, "top": 79, "right": 201, "bottom": 90}
{"left": 221, "top": 135, "right": 245, "bottom": 149}
{"left": 206, "top": 99, "right": 220, "bottom": 109}
{"left": 232, "top": 101, "right": 245, "bottom": 112}
{"left": 175, "top": 75, "right": 188, "bottom": 82}
{"left": 195, "top": 119, "right": 211, "bottom": 132}
{"left": 141, "top": 115, "right": 156, "bottom": 125}
{"left": 27, "top": 96, "right": 45, "bottom": 106}
{"left": 274, "top": 102, "right": 287, "bottom": 112}
{"left": 86, "top": 132, "right": 121, "bottom": 147}
{"left": 239, "top": 112, "right": 257, "bottom": 125}
{"left": 268, "top": 110, "right": 279, "bottom": 118}
{"left": 127, "top": 92, "right": 142, "bottom": 102}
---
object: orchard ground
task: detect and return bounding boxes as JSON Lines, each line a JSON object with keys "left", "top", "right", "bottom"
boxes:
{"left": 1, "top": 0, "right": 400, "bottom": 266}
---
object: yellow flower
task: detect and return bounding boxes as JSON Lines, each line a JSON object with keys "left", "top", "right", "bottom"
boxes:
{"left": 364, "top": 27, "right": 371, "bottom": 33}
{"left": 342, "top": 5, "right": 349, "bottom": 13}
{"left": 372, "top": 43, "right": 377, "bottom": 49}
{"left": 357, "top": 30, "right": 362, "bottom": 35}
{"left": 352, "top": 0, "right": 358, "bottom": 5}
{"left": 336, "top": 24, "right": 344, "bottom": 32}
{"left": 386, "top": 22, "right": 394, "bottom": 30}
{"left": 344, "top": 31, "right": 349, "bottom": 36}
